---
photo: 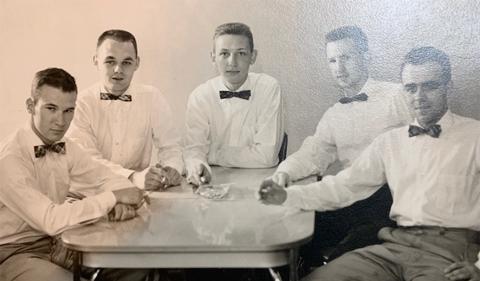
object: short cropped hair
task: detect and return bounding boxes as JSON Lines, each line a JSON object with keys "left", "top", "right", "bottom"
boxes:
{"left": 325, "top": 25, "right": 368, "bottom": 53}
{"left": 31, "top": 68, "right": 77, "bottom": 103}
{"left": 401, "top": 46, "right": 451, "bottom": 84}
{"left": 97, "top": 29, "right": 138, "bottom": 56}
{"left": 213, "top": 22, "right": 254, "bottom": 52}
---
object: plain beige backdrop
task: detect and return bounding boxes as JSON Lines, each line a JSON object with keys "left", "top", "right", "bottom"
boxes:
{"left": 1, "top": 0, "right": 479, "bottom": 153}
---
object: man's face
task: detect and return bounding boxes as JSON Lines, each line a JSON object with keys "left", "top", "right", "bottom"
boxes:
{"left": 402, "top": 62, "right": 448, "bottom": 127}
{"left": 94, "top": 38, "right": 139, "bottom": 95}
{"left": 211, "top": 34, "right": 257, "bottom": 91}
{"left": 326, "top": 38, "right": 368, "bottom": 90}
{"left": 28, "top": 85, "right": 77, "bottom": 144}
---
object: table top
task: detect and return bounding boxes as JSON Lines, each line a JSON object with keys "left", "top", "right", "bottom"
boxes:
{"left": 62, "top": 167, "right": 314, "bottom": 253}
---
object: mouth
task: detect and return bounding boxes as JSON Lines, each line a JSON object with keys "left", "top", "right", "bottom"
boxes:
{"left": 111, "top": 77, "right": 124, "bottom": 82}
{"left": 225, "top": 70, "right": 240, "bottom": 75}
{"left": 50, "top": 129, "right": 65, "bottom": 135}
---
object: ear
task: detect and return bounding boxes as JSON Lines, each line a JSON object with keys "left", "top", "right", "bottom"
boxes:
{"left": 210, "top": 51, "right": 216, "bottom": 64}
{"left": 250, "top": 49, "right": 258, "bottom": 65}
{"left": 93, "top": 54, "right": 98, "bottom": 67}
{"left": 26, "top": 97, "right": 35, "bottom": 114}
{"left": 362, "top": 51, "right": 371, "bottom": 65}
{"left": 135, "top": 56, "right": 140, "bottom": 70}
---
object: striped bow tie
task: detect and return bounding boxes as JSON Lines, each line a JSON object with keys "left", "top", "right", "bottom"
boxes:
{"left": 34, "top": 142, "right": 66, "bottom": 158}
{"left": 339, "top": 92, "right": 368, "bottom": 104}
{"left": 219, "top": 90, "right": 251, "bottom": 100}
{"left": 408, "top": 124, "right": 442, "bottom": 138}
{"left": 100, "top": 92, "right": 132, "bottom": 102}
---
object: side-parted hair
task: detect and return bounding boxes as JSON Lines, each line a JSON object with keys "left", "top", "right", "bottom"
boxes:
{"left": 325, "top": 25, "right": 368, "bottom": 53}
{"left": 213, "top": 22, "right": 254, "bottom": 52}
{"left": 97, "top": 29, "right": 138, "bottom": 57}
{"left": 31, "top": 68, "right": 77, "bottom": 103}
{"left": 401, "top": 46, "right": 451, "bottom": 84}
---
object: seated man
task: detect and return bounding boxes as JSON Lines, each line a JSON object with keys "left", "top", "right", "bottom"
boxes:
{"left": 263, "top": 25, "right": 413, "bottom": 264}
{"left": 260, "top": 47, "right": 480, "bottom": 281}
{"left": 184, "top": 22, "right": 284, "bottom": 186}
{"left": 0, "top": 68, "right": 148, "bottom": 281}
{"left": 68, "top": 29, "right": 183, "bottom": 191}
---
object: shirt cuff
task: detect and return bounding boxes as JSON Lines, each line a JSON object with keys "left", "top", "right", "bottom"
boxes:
{"left": 131, "top": 168, "right": 149, "bottom": 190}
{"left": 119, "top": 167, "right": 136, "bottom": 179}
{"left": 283, "top": 186, "right": 305, "bottom": 209}
{"left": 93, "top": 191, "right": 117, "bottom": 212}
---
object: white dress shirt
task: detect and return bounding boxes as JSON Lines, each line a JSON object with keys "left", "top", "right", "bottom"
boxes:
{"left": 67, "top": 82, "right": 183, "bottom": 184}
{"left": 285, "top": 111, "right": 480, "bottom": 232}
{"left": 0, "top": 125, "right": 133, "bottom": 245}
{"left": 184, "top": 73, "right": 284, "bottom": 170}
{"left": 276, "top": 79, "right": 413, "bottom": 180}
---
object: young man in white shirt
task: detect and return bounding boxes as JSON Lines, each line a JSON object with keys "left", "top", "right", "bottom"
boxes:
{"left": 68, "top": 29, "right": 183, "bottom": 191}
{"left": 0, "top": 68, "right": 148, "bottom": 281}
{"left": 260, "top": 47, "right": 480, "bottom": 281}
{"left": 263, "top": 25, "right": 413, "bottom": 264}
{"left": 183, "top": 22, "right": 284, "bottom": 186}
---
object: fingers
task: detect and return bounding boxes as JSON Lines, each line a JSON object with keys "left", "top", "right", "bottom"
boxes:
{"left": 108, "top": 204, "right": 137, "bottom": 221}
{"left": 200, "top": 164, "right": 212, "bottom": 184}
{"left": 444, "top": 262, "right": 479, "bottom": 281}
{"left": 145, "top": 166, "right": 168, "bottom": 190}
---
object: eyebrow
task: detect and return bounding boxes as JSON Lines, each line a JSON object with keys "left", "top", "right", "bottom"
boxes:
{"left": 43, "top": 103, "right": 58, "bottom": 107}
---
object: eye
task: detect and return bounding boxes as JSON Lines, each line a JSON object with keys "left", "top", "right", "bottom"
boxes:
{"left": 423, "top": 81, "right": 442, "bottom": 91}
{"left": 219, "top": 52, "right": 229, "bottom": 57}
{"left": 65, "top": 108, "right": 75, "bottom": 113}
{"left": 45, "top": 106, "right": 56, "bottom": 112}
{"left": 329, "top": 58, "right": 336, "bottom": 63}
{"left": 122, "top": 61, "right": 133, "bottom": 66}
{"left": 239, "top": 51, "right": 247, "bottom": 56}
{"left": 404, "top": 85, "right": 417, "bottom": 94}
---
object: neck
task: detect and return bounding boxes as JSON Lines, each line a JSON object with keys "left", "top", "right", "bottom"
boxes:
{"left": 342, "top": 76, "right": 368, "bottom": 98}
{"left": 30, "top": 119, "right": 53, "bottom": 145}
{"left": 418, "top": 107, "right": 448, "bottom": 128}
{"left": 223, "top": 77, "right": 247, "bottom": 92}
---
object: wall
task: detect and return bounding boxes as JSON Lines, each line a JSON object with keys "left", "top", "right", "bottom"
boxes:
{"left": 1, "top": 0, "right": 479, "bottom": 153}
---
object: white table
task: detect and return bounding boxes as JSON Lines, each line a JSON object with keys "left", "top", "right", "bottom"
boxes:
{"left": 62, "top": 167, "right": 314, "bottom": 281}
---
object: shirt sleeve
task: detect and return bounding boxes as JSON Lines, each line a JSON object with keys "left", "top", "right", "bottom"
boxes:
{"left": 284, "top": 136, "right": 387, "bottom": 211}
{"left": 212, "top": 81, "right": 284, "bottom": 168}
{"left": 67, "top": 94, "right": 135, "bottom": 179}
{"left": 0, "top": 154, "right": 117, "bottom": 237}
{"left": 150, "top": 89, "right": 184, "bottom": 175}
{"left": 276, "top": 108, "right": 338, "bottom": 181}
{"left": 183, "top": 86, "right": 211, "bottom": 173}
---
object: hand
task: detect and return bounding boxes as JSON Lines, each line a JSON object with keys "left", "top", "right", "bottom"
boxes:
{"left": 444, "top": 261, "right": 480, "bottom": 281}
{"left": 271, "top": 172, "right": 290, "bottom": 187}
{"left": 108, "top": 204, "right": 137, "bottom": 221}
{"left": 145, "top": 165, "right": 182, "bottom": 190}
{"left": 187, "top": 163, "right": 212, "bottom": 186}
{"left": 258, "top": 178, "right": 287, "bottom": 205}
{"left": 112, "top": 187, "right": 144, "bottom": 206}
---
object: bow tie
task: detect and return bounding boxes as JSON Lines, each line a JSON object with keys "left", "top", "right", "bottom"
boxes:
{"left": 339, "top": 93, "right": 368, "bottom": 104}
{"left": 100, "top": 92, "right": 132, "bottom": 102}
{"left": 34, "top": 142, "right": 66, "bottom": 158}
{"left": 219, "top": 90, "right": 251, "bottom": 100}
{"left": 408, "top": 124, "right": 442, "bottom": 138}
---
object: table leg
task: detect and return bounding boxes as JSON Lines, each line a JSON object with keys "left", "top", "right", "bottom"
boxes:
{"left": 72, "top": 251, "right": 82, "bottom": 281}
{"left": 289, "top": 248, "right": 299, "bottom": 281}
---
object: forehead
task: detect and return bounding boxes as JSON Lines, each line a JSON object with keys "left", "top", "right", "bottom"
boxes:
{"left": 401, "top": 62, "right": 443, "bottom": 85}
{"left": 36, "top": 85, "right": 76, "bottom": 107}
{"left": 97, "top": 38, "right": 136, "bottom": 59}
{"left": 326, "top": 38, "right": 361, "bottom": 58}
{"left": 214, "top": 34, "right": 250, "bottom": 51}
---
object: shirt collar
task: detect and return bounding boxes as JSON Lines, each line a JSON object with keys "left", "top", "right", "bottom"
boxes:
{"left": 23, "top": 121, "right": 67, "bottom": 162}
{"left": 98, "top": 82, "right": 135, "bottom": 98}
{"left": 412, "top": 109, "right": 454, "bottom": 131}
{"left": 217, "top": 73, "right": 251, "bottom": 93}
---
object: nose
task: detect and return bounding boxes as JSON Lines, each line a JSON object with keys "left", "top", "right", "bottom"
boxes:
{"left": 113, "top": 63, "right": 123, "bottom": 73}
{"left": 55, "top": 111, "right": 66, "bottom": 127}
{"left": 227, "top": 53, "right": 238, "bottom": 66}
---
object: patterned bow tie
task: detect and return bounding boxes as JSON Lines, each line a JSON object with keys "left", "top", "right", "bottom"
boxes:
{"left": 339, "top": 92, "right": 368, "bottom": 104}
{"left": 100, "top": 92, "right": 132, "bottom": 102}
{"left": 34, "top": 142, "right": 66, "bottom": 158}
{"left": 219, "top": 90, "right": 251, "bottom": 100}
{"left": 408, "top": 124, "right": 442, "bottom": 138}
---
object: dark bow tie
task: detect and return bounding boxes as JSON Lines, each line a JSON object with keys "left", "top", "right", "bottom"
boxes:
{"left": 339, "top": 92, "right": 368, "bottom": 104}
{"left": 100, "top": 92, "right": 132, "bottom": 102}
{"left": 219, "top": 90, "right": 251, "bottom": 100}
{"left": 34, "top": 142, "right": 66, "bottom": 158}
{"left": 408, "top": 124, "right": 442, "bottom": 138}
